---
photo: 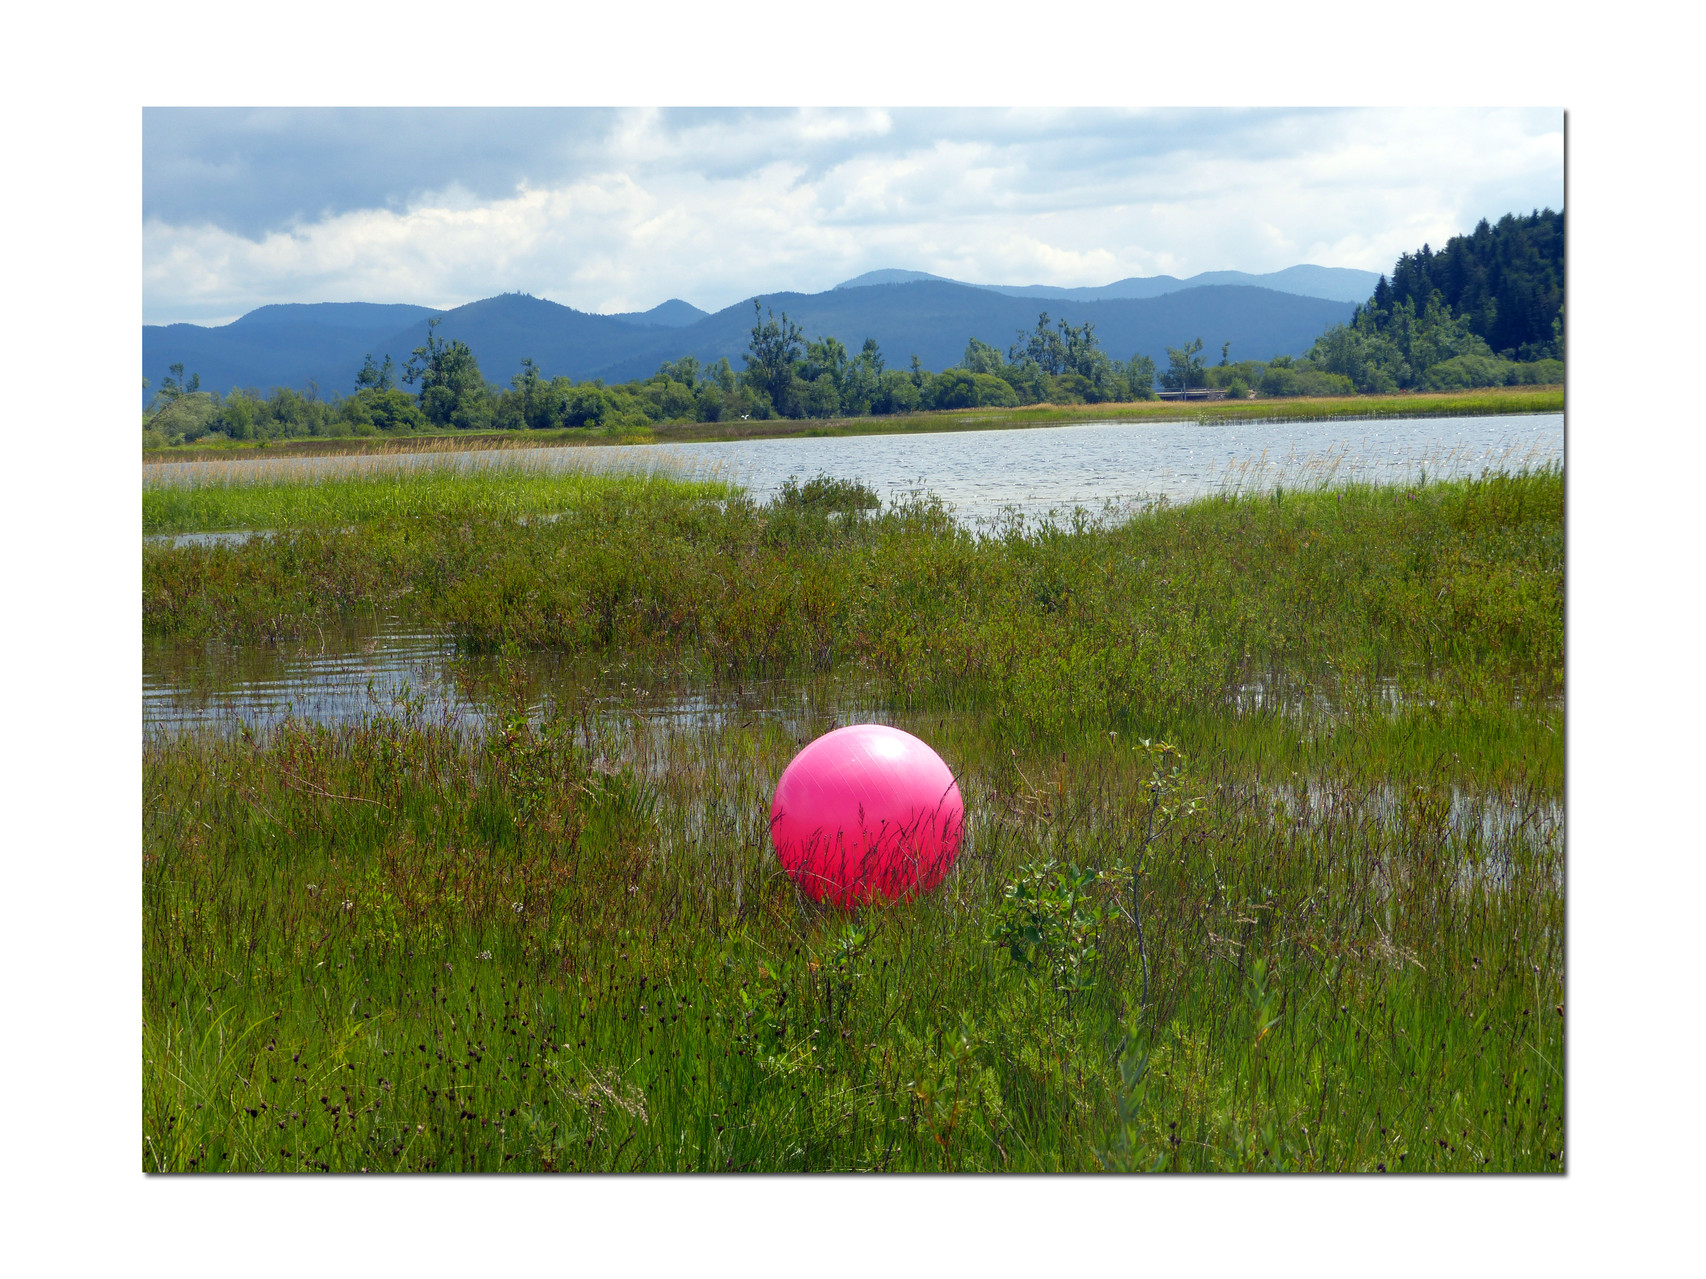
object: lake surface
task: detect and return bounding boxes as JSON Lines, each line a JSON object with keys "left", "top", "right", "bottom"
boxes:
{"left": 144, "top": 412, "right": 1563, "bottom": 733}
{"left": 145, "top": 411, "right": 1563, "bottom": 528}
{"left": 660, "top": 412, "right": 1563, "bottom": 524}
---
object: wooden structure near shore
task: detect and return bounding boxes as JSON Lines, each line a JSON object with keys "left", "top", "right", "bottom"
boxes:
{"left": 1155, "top": 387, "right": 1230, "bottom": 401}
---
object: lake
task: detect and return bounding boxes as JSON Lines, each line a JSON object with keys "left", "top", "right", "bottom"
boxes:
{"left": 144, "top": 411, "right": 1563, "bottom": 527}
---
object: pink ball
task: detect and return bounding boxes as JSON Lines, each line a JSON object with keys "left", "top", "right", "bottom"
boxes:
{"left": 770, "top": 724, "right": 965, "bottom": 906}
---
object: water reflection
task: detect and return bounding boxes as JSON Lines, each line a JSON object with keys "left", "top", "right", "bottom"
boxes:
{"left": 147, "top": 529, "right": 272, "bottom": 549}
{"left": 145, "top": 617, "right": 464, "bottom": 732}
{"left": 143, "top": 615, "right": 886, "bottom": 739}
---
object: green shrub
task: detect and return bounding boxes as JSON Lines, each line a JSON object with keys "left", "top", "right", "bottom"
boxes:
{"left": 341, "top": 388, "right": 428, "bottom": 433}
{"left": 1256, "top": 366, "right": 1355, "bottom": 398}
{"left": 147, "top": 391, "right": 220, "bottom": 441}
{"left": 1507, "top": 359, "right": 1564, "bottom": 385}
{"left": 1423, "top": 353, "right": 1513, "bottom": 391}
{"left": 774, "top": 472, "right": 882, "bottom": 514}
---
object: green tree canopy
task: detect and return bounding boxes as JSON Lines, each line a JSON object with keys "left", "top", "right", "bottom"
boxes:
{"left": 742, "top": 302, "right": 805, "bottom": 410}
{"left": 1124, "top": 353, "right": 1158, "bottom": 395}
{"left": 404, "top": 318, "right": 489, "bottom": 428}
{"left": 355, "top": 354, "right": 396, "bottom": 392}
{"left": 158, "top": 362, "right": 200, "bottom": 403}
{"left": 803, "top": 335, "right": 849, "bottom": 388}
{"left": 1160, "top": 338, "right": 1207, "bottom": 390}
{"left": 1371, "top": 209, "right": 1563, "bottom": 359}
{"left": 961, "top": 336, "right": 1006, "bottom": 376}
{"left": 1009, "top": 312, "right": 1069, "bottom": 374}
{"left": 655, "top": 354, "right": 701, "bottom": 387}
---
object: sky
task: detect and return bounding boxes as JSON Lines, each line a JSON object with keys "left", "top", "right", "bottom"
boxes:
{"left": 142, "top": 107, "right": 1564, "bottom": 326}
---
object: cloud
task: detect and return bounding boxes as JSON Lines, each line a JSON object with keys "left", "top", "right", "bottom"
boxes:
{"left": 143, "top": 107, "right": 1563, "bottom": 324}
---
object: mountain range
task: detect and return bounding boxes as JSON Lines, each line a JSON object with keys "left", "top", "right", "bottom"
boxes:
{"left": 143, "top": 269, "right": 1370, "bottom": 403}
{"left": 832, "top": 264, "right": 1380, "bottom": 305}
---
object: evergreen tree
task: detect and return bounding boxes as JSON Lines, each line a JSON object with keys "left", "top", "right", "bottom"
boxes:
{"left": 159, "top": 362, "right": 200, "bottom": 401}
{"left": 741, "top": 301, "right": 805, "bottom": 411}
{"left": 1370, "top": 209, "right": 1562, "bottom": 357}
{"left": 403, "top": 317, "right": 489, "bottom": 428}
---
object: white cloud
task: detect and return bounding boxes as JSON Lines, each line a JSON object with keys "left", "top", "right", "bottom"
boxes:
{"left": 143, "top": 107, "right": 1563, "bottom": 324}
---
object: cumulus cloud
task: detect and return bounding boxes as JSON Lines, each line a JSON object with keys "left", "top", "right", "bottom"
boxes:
{"left": 143, "top": 107, "right": 1563, "bottom": 324}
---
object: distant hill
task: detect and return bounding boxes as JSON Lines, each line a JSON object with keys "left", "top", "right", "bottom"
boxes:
{"left": 835, "top": 264, "right": 1381, "bottom": 306}
{"left": 143, "top": 302, "right": 444, "bottom": 400}
{"left": 144, "top": 295, "right": 680, "bottom": 401}
{"left": 590, "top": 281, "right": 1357, "bottom": 383}
{"left": 834, "top": 269, "right": 963, "bottom": 289}
{"left": 607, "top": 298, "right": 710, "bottom": 328}
{"left": 144, "top": 281, "right": 1356, "bottom": 401}
{"left": 225, "top": 302, "right": 443, "bottom": 332}
{"left": 383, "top": 293, "right": 675, "bottom": 381}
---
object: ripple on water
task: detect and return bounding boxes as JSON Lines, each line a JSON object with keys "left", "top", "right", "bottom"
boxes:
{"left": 143, "top": 412, "right": 1563, "bottom": 527}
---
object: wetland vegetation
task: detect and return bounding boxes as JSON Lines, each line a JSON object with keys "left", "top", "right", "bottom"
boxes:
{"left": 143, "top": 457, "right": 1563, "bottom": 1172}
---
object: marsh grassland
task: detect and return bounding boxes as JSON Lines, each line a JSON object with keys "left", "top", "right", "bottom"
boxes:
{"left": 144, "top": 459, "right": 1563, "bottom": 1172}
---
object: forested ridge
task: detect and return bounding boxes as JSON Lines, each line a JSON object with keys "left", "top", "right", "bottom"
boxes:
{"left": 1373, "top": 209, "right": 1562, "bottom": 359}
{"left": 144, "top": 211, "right": 1564, "bottom": 447}
{"left": 1294, "top": 208, "right": 1564, "bottom": 396}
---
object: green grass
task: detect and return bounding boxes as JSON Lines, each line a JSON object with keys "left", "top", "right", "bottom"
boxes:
{"left": 143, "top": 385, "right": 1564, "bottom": 461}
{"left": 142, "top": 461, "right": 1564, "bottom": 1171}
{"left": 144, "top": 691, "right": 1562, "bottom": 1173}
{"left": 143, "top": 456, "right": 731, "bottom": 535}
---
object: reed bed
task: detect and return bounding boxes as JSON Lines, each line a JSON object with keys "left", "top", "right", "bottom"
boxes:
{"left": 144, "top": 428, "right": 658, "bottom": 465}
{"left": 1204, "top": 437, "right": 1562, "bottom": 502}
{"left": 143, "top": 454, "right": 734, "bottom": 535}
{"left": 143, "top": 438, "right": 728, "bottom": 488}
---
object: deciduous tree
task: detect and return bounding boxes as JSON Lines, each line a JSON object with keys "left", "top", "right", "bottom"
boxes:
{"left": 1160, "top": 338, "right": 1207, "bottom": 390}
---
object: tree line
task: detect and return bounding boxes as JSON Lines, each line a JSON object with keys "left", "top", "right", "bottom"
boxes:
{"left": 144, "top": 306, "right": 1168, "bottom": 445}
{"left": 144, "top": 211, "right": 1565, "bottom": 445}
{"left": 1290, "top": 208, "right": 1564, "bottom": 395}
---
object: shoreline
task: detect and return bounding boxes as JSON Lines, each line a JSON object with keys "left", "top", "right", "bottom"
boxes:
{"left": 142, "top": 384, "right": 1564, "bottom": 464}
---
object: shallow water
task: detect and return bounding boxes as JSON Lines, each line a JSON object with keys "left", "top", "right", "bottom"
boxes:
{"left": 1248, "top": 777, "right": 1563, "bottom": 869}
{"left": 144, "top": 412, "right": 1564, "bottom": 735}
{"left": 143, "top": 616, "right": 879, "bottom": 737}
{"left": 146, "top": 529, "right": 272, "bottom": 549}
{"left": 144, "top": 412, "right": 1563, "bottom": 527}
{"left": 145, "top": 618, "right": 465, "bottom": 732}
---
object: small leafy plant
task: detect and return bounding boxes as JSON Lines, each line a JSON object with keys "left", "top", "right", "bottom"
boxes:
{"left": 987, "top": 860, "right": 1108, "bottom": 1016}
{"left": 1098, "top": 1015, "right": 1167, "bottom": 1173}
